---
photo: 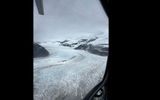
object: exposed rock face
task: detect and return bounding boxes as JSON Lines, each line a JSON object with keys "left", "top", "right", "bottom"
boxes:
{"left": 33, "top": 43, "right": 49, "bottom": 58}
{"left": 74, "top": 44, "right": 88, "bottom": 50}
{"left": 58, "top": 38, "right": 108, "bottom": 56}
{"left": 75, "top": 44, "right": 108, "bottom": 56}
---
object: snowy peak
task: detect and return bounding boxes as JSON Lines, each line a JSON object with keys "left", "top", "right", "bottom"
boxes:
{"left": 57, "top": 34, "right": 108, "bottom": 56}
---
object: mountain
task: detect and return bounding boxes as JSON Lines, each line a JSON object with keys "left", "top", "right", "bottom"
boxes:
{"left": 33, "top": 43, "right": 49, "bottom": 58}
{"left": 58, "top": 36, "right": 108, "bottom": 56}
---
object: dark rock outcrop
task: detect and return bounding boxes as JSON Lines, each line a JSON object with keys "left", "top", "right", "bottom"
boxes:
{"left": 33, "top": 43, "right": 49, "bottom": 58}
{"left": 61, "top": 43, "right": 72, "bottom": 47}
{"left": 58, "top": 38, "right": 108, "bottom": 56}
{"left": 75, "top": 44, "right": 108, "bottom": 56}
{"left": 78, "top": 39, "right": 88, "bottom": 43}
{"left": 59, "top": 40, "right": 69, "bottom": 44}
{"left": 74, "top": 44, "right": 88, "bottom": 50}
{"left": 87, "top": 44, "right": 108, "bottom": 56}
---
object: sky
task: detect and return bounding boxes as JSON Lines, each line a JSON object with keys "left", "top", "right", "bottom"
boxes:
{"left": 34, "top": 0, "right": 109, "bottom": 42}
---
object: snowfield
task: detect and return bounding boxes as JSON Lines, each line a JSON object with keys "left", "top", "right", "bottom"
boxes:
{"left": 34, "top": 0, "right": 108, "bottom": 99}
{"left": 34, "top": 32, "right": 108, "bottom": 100}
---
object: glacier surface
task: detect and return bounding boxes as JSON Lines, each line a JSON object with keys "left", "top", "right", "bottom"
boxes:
{"left": 34, "top": 32, "right": 108, "bottom": 100}
{"left": 34, "top": 0, "right": 108, "bottom": 99}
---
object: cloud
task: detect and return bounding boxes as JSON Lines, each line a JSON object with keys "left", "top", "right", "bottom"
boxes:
{"left": 34, "top": 0, "right": 108, "bottom": 42}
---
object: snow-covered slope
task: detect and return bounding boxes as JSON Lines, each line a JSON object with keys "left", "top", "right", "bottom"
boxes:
{"left": 34, "top": 32, "right": 108, "bottom": 100}
{"left": 34, "top": 0, "right": 108, "bottom": 99}
{"left": 34, "top": 44, "right": 107, "bottom": 100}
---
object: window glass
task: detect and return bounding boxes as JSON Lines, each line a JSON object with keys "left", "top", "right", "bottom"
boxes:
{"left": 34, "top": 0, "right": 109, "bottom": 100}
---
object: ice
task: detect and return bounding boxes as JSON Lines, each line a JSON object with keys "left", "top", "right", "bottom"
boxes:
{"left": 34, "top": 0, "right": 108, "bottom": 99}
{"left": 34, "top": 41, "right": 108, "bottom": 100}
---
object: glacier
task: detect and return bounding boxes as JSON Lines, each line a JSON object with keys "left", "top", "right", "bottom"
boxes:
{"left": 34, "top": 0, "right": 108, "bottom": 99}
{"left": 34, "top": 32, "right": 108, "bottom": 100}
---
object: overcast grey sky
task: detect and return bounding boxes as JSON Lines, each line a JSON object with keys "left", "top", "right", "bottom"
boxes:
{"left": 34, "top": 0, "right": 108, "bottom": 42}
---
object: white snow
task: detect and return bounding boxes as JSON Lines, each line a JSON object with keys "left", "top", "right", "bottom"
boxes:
{"left": 34, "top": 0, "right": 109, "bottom": 99}
{"left": 34, "top": 41, "right": 108, "bottom": 100}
